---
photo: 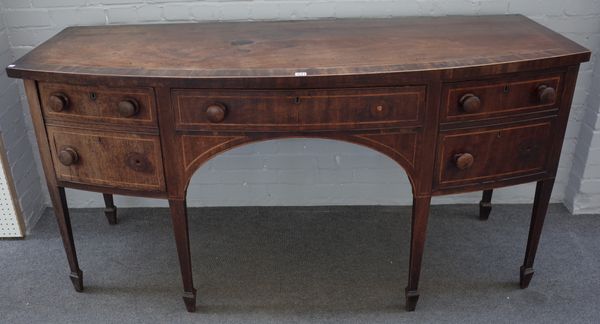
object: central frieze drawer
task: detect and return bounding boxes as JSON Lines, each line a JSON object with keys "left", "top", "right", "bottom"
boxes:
{"left": 173, "top": 87, "right": 425, "bottom": 131}
{"left": 47, "top": 126, "right": 165, "bottom": 191}
{"left": 435, "top": 121, "right": 552, "bottom": 189}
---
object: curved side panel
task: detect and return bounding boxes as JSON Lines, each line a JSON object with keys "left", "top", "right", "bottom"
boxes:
{"left": 180, "top": 131, "right": 419, "bottom": 195}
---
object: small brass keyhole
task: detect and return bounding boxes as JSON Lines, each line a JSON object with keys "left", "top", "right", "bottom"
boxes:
{"left": 89, "top": 92, "right": 97, "bottom": 101}
{"left": 294, "top": 97, "right": 301, "bottom": 104}
{"left": 503, "top": 84, "right": 510, "bottom": 93}
{"left": 376, "top": 105, "right": 383, "bottom": 112}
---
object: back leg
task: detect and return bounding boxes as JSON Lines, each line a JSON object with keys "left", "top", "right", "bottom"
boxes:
{"left": 479, "top": 189, "right": 493, "bottom": 220}
{"left": 103, "top": 193, "right": 117, "bottom": 225}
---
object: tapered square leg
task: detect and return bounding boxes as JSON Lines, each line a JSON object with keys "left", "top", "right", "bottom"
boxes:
{"left": 405, "top": 288, "right": 420, "bottom": 311}
{"left": 102, "top": 193, "right": 117, "bottom": 225}
{"left": 405, "top": 196, "right": 431, "bottom": 311}
{"left": 479, "top": 189, "right": 493, "bottom": 220}
{"left": 519, "top": 266, "right": 535, "bottom": 289}
{"left": 182, "top": 288, "right": 197, "bottom": 312}
{"left": 69, "top": 269, "right": 83, "bottom": 292}
{"left": 520, "top": 179, "right": 554, "bottom": 289}
{"left": 49, "top": 186, "right": 84, "bottom": 292}
{"left": 169, "top": 199, "right": 197, "bottom": 312}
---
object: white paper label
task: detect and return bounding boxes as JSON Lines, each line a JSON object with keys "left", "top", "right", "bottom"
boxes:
{"left": 294, "top": 71, "right": 307, "bottom": 76}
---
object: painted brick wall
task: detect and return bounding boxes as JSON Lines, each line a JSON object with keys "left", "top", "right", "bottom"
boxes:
{"left": 565, "top": 16, "right": 600, "bottom": 214}
{"left": 0, "top": 9, "right": 46, "bottom": 231}
{"left": 0, "top": 0, "right": 598, "bottom": 214}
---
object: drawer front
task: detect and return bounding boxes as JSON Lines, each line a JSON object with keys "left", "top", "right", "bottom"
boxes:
{"left": 47, "top": 127, "right": 165, "bottom": 191}
{"left": 39, "top": 82, "right": 157, "bottom": 127}
{"left": 435, "top": 122, "right": 552, "bottom": 188}
{"left": 173, "top": 87, "right": 425, "bottom": 131}
{"left": 442, "top": 73, "right": 562, "bottom": 122}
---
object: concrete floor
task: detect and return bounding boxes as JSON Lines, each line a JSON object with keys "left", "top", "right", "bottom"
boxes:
{"left": 1, "top": 204, "right": 600, "bottom": 323}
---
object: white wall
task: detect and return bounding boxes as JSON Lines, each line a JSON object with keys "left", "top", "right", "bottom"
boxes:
{"left": 0, "top": 0, "right": 598, "bottom": 214}
{"left": 566, "top": 19, "right": 600, "bottom": 213}
{"left": 0, "top": 8, "right": 46, "bottom": 230}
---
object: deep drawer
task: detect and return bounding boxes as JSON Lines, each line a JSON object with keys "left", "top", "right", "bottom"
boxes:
{"left": 435, "top": 121, "right": 552, "bottom": 189}
{"left": 47, "top": 126, "right": 165, "bottom": 191}
{"left": 39, "top": 82, "right": 157, "bottom": 128}
{"left": 173, "top": 87, "right": 426, "bottom": 131}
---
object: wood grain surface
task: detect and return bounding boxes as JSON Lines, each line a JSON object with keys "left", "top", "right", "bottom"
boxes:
{"left": 6, "top": 15, "right": 589, "bottom": 79}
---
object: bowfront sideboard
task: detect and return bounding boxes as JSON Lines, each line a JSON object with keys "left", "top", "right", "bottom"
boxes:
{"left": 6, "top": 15, "right": 590, "bottom": 312}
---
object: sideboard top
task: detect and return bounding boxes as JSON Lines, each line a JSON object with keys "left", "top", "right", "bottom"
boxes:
{"left": 6, "top": 15, "right": 590, "bottom": 80}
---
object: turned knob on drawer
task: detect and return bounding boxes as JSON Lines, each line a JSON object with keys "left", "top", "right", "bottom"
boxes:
{"left": 537, "top": 85, "right": 556, "bottom": 104}
{"left": 58, "top": 147, "right": 79, "bottom": 166}
{"left": 454, "top": 153, "right": 474, "bottom": 170}
{"left": 49, "top": 93, "right": 69, "bottom": 112}
{"left": 206, "top": 103, "right": 227, "bottom": 123}
{"left": 459, "top": 93, "right": 481, "bottom": 113}
{"left": 118, "top": 99, "right": 140, "bottom": 117}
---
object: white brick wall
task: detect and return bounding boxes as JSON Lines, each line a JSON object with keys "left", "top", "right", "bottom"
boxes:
{"left": 0, "top": 0, "right": 598, "bottom": 214}
{"left": 566, "top": 22, "right": 600, "bottom": 213}
{"left": 0, "top": 8, "right": 46, "bottom": 231}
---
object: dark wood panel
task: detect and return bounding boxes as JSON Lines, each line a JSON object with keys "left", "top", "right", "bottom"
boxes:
{"left": 6, "top": 15, "right": 589, "bottom": 80}
{"left": 47, "top": 126, "right": 165, "bottom": 191}
{"left": 173, "top": 87, "right": 425, "bottom": 131}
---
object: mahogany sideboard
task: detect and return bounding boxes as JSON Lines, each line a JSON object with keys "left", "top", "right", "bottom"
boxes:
{"left": 6, "top": 15, "right": 590, "bottom": 312}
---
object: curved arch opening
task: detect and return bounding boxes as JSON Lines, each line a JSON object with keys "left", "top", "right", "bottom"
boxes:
{"left": 184, "top": 137, "right": 415, "bottom": 207}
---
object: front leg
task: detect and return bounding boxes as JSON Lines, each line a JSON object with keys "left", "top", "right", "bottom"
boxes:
{"left": 169, "top": 198, "right": 197, "bottom": 312}
{"left": 405, "top": 196, "right": 431, "bottom": 311}
{"left": 49, "top": 186, "right": 83, "bottom": 292}
{"left": 102, "top": 193, "right": 117, "bottom": 225}
{"left": 520, "top": 179, "right": 554, "bottom": 288}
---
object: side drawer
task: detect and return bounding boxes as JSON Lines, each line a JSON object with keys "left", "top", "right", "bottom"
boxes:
{"left": 442, "top": 73, "right": 562, "bottom": 122}
{"left": 47, "top": 126, "right": 165, "bottom": 191}
{"left": 434, "top": 121, "right": 553, "bottom": 189}
{"left": 173, "top": 86, "right": 425, "bottom": 131}
{"left": 39, "top": 82, "right": 157, "bottom": 128}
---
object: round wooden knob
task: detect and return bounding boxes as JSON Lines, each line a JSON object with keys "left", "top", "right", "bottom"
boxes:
{"left": 117, "top": 99, "right": 139, "bottom": 117}
{"left": 454, "top": 153, "right": 474, "bottom": 170}
{"left": 49, "top": 93, "right": 69, "bottom": 112}
{"left": 459, "top": 93, "right": 481, "bottom": 113}
{"left": 537, "top": 85, "right": 556, "bottom": 104}
{"left": 206, "top": 103, "right": 227, "bottom": 123}
{"left": 58, "top": 147, "right": 79, "bottom": 166}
